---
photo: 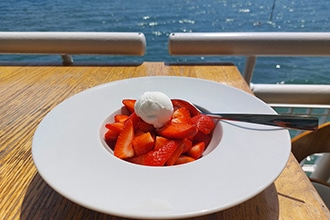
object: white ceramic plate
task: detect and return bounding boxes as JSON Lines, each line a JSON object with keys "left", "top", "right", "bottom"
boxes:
{"left": 32, "top": 76, "right": 290, "bottom": 219}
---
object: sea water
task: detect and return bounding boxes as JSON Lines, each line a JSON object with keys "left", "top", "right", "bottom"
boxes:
{"left": 1, "top": 0, "right": 330, "bottom": 84}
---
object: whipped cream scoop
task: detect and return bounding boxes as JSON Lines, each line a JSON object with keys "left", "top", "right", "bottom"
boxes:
{"left": 134, "top": 91, "right": 173, "bottom": 128}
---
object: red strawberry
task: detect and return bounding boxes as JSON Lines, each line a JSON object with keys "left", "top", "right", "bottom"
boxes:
{"left": 191, "top": 114, "right": 215, "bottom": 134}
{"left": 128, "top": 141, "right": 177, "bottom": 166}
{"left": 193, "top": 131, "right": 212, "bottom": 146}
{"left": 122, "top": 99, "right": 136, "bottom": 113}
{"left": 174, "top": 155, "right": 196, "bottom": 165}
{"left": 171, "top": 107, "right": 191, "bottom": 124}
{"left": 114, "top": 114, "right": 129, "bottom": 123}
{"left": 127, "top": 112, "right": 139, "bottom": 124}
{"left": 171, "top": 99, "right": 200, "bottom": 116}
{"left": 166, "top": 142, "right": 184, "bottom": 166}
{"left": 104, "top": 122, "right": 124, "bottom": 142}
{"left": 104, "top": 129, "right": 119, "bottom": 142}
{"left": 156, "top": 122, "right": 197, "bottom": 139}
{"left": 187, "top": 142, "right": 205, "bottom": 159}
{"left": 127, "top": 112, "right": 155, "bottom": 133}
{"left": 181, "top": 138, "right": 193, "bottom": 153}
{"left": 154, "top": 136, "right": 172, "bottom": 150}
{"left": 105, "top": 122, "right": 124, "bottom": 133}
{"left": 136, "top": 118, "right": 155, "bottom": 133}
{"left": 114, "top": 119, "right": 135, "bottom": 159}
{"left": 132, "top": 132, "right": 155, "bottom": 155}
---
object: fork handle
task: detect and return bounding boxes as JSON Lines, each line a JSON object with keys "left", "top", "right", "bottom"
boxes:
{"left": 206, "top": 113, "right": 319, "bottom": 131}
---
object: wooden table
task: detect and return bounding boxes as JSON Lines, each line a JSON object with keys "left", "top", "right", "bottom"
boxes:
{"left": 1, "top": 62, "right": 329, "bottom": 219}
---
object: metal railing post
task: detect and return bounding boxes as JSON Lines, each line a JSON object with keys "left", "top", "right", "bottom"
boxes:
{"left": 61, "top": 55, "right": 73, "bottom": 65}
{"left": 243, "top": 56, "right": 257, "bottom": 84}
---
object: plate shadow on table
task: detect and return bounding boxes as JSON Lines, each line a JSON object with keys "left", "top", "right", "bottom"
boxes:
{"left": 21, "top": 173, "right": 280, "bottom": 220}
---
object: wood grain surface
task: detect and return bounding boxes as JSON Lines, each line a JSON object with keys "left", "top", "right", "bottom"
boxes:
{"left": 1, "top": 62, "right": 329, "bottom": 220}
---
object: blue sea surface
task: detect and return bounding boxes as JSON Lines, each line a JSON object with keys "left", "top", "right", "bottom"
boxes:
{"left": 1, "top": 0, "right": 330, "bottom": 84}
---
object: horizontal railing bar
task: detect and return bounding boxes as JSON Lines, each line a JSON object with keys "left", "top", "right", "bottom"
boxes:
{"left": 168, "top": 32, "right": 330, "bottom": 56}
{"left": 251, "top": 84, "right": 330, "bottom": 105}
{"left": 270, "top": 104, "right": 330, "bottom": 109}
{"left": 0, "top": 32, "right": 146, "bottom": 55}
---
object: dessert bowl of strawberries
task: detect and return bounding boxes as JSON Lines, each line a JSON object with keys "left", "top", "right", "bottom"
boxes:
{"left": 101, "top": 91, "right": 222, "bottom": 166}
{"left": 33, "top": 76, "right": 291, "bottom": 219}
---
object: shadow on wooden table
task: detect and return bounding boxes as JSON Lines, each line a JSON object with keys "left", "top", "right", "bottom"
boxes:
{"left": 21, "top": 173, "right": 280, "bottom": 220}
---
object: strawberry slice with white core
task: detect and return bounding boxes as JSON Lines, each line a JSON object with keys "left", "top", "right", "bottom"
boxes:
{"left": 113, "top": 119, "right": 135, "bottom": 159}
{"left": 128, "top": 141, "right": 177, "bottom": 166}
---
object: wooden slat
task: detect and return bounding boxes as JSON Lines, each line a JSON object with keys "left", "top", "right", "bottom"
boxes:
{"left": 292, "top": 122, "right": 330, "bottom": 162}
{"left": 1, "top": 62, "right": 329, "bottom": 220}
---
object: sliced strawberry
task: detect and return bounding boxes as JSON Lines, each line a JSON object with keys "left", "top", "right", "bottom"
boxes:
{"left": 171, "top": 107, "right": 191, "bottom": 124}
{"left": 104, "top": 121, "right": 123, "bottom": 142}
{"left": 104, "top": 129, "right": 119, "bottom": 142}
{"left": 136, "top": 118, "right": 155, "bottom": 133}
{"left": 171, "top": 99, "right": 200, "bottom": 116}
{"left": 154, "top": 136, "right": 172, "bottom": 150}
{"left": 132, "top": 132, "right": 155, "bottom": 155}
{"left": 191, "top": 114, "right": 215, "bottom": 134}
{"left": 174, "top": 155, "right": 196, "bottom": 165}
{"left": 114, "top": 119, "right": 135, "bottom": 159}
{"left": 127, "top": 112, "right": 139, "bottom": 124}
{"left": 182, "top": 138, "right": 193, "bottom": 153}
{"left": 193, "top": 131, "right": 212, "bottom": 146}
{"left": 114, "top": 114, "right": 129, "bottom": 123}
{"left": 187, "top": 142, "right": 205, "bottom": 159}
{"left": 134, "top": 129, "right": 145, "bottom": 137}
{"left": 166, "top": 142, "right": 184, "bottom": 166}
{"left": 105, "top": 122, "right": 124, "bottom": 133}
{"left": 122, "top": 99, "right": 136, "bottom": 113}
{"left": 127, "top": 112, "right": 155, "bottom": 133}
{"left": 128, "top": 141, "right": 177, "bottom": 166}
{"left": 156, "top": 122, "right": 197, "bottom": 139}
